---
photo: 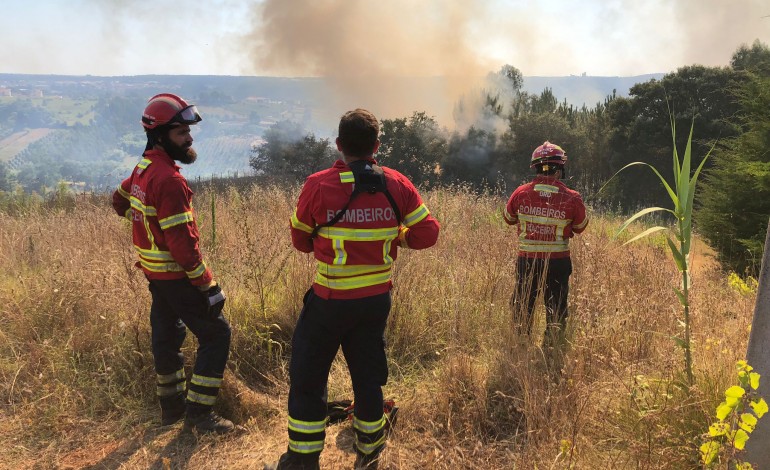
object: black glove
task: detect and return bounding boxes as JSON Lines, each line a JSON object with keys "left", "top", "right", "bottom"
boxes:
{"left": 202, "top": 284, "right": 226, "bottom": 318}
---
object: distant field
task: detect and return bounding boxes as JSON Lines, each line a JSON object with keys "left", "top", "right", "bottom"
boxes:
{"left": 0, "top": 96, "right": 95, "bottom": 126}
{"left": 0, "top": 128, "right": 54, "bottom": 162}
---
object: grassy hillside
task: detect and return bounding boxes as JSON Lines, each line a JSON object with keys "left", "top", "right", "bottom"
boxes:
{"left": 0, "top": 185, "right": 756, "bottom": 469}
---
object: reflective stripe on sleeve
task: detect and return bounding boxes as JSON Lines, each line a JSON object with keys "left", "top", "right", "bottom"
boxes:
{"left": 186, "top": 262, "right": 207, "bottom": 279}
{"left": 159, "top": 211, "right": 194, "bottom": 230}
{"left": 291, "top": 210, "right": 314, "bottom": 234}
{"left": 403, "top": 204, "right": 429, "bottom": 227}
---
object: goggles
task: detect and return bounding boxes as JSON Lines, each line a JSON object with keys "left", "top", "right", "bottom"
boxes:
{"left": 169, "top": 105, "right": 202, "bottom": 125}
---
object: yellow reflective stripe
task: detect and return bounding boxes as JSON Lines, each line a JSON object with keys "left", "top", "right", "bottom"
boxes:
{"left": 317, "top": 261, "right": 391, "bottom": 276}
{"left": 504, "top": 208, "right": 517, "bottom": 223}
{"left": 117, "top": 185, "right": 130, "bottom": 199}
{"left": 403, "top": 204, "right": 429, "bottom": 227}
{"left": 291, "top": 210, "right": 314, "bottom": 234}
{"left": 353, "top": 415, "right": 386, "bottom": 433}
{"left": 289, "top": 439, "right": 325, "bottom": 454}
{"left": 186, "top": 262, "right": 207, "bottom": 279}
{"left": 157, "top": 382, "right": 187, "bottom": 396}
{"left": 518, "top": 214, "right": 570, "bottom": 227}
{"left": 157, "top": 368, "right": 185, "bottom": 384}
{"left": 135, "top": 246, "right": 175, "bottom": 261}
{"left": 339, "top": 171, "right": 354, "bottom": 183}
{"left": 519, "top": 241, "right": 570, "bottom": 253}
{"left": 356, "top": 434, "right": 387, "bottom": 455}
{"left": 130, "top": 196, "right": 157, "bottom": 216}
{"left": 191, "top": 374, "right": 223, "bottom": 388}
{"left": 137, "top": 158, "right": 152, "bottom": 169}
{"left": 315, "top": 271, "right": 392, "bottom": 290}
{"left": 383, "top": 237, "right": 393, "bottom": 264}
{"left": 124, "top": 208, "right": 132, "bottom": 220}
{"left": 140, "top": 259, "right": 184, "bottom": 273}
{"left": 574, "top": 216, "right": 589, "bottom": 230}
{"left": 159, "top": 211, "right": 194, "bottom": 230}
{"left": 187, "top": 390, "right": 217, "bottom": 406}
{"left": 534, "top": 184, "right": 559, "bottom": 193}
{"left": 317, "top": 226, "right": 399, "bottom": 241}
{"left": 333, "top": 238, "right": 347, "bottom": 265}
{"left": 288, "top": 416, "right": 328, "bottom": 434}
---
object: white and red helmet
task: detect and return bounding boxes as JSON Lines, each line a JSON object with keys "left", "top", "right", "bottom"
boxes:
{"left": 530, "top": 141, "right": 567, "bottom": 168}
{"left": 141, "top": 93, "right": 202, "bottom": 130}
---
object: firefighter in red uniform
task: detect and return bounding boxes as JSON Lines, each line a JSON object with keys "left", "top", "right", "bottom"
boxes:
{"left": 112, "top": 93, "right": 234, "bottom": 434}
{"left": 265, "top": 109, "right": 440, "bottom": 470}
{"left": 504, "top": 142, "right": 588, "bottom": 366}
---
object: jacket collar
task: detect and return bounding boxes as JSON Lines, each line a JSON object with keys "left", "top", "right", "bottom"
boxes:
{"left": 143, "top": 148, "right": 180, "bottom": 171}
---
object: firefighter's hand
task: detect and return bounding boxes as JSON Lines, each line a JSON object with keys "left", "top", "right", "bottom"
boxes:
{"left": 202, "top": 284, "right": 226, "bottom": 318}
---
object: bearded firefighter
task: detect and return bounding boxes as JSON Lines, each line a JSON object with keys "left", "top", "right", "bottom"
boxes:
{"left": 112, "top": 93, "right": 234, "bottom": 434}
{"left": 504, "top": 141, "right": 588, "bottom": 368}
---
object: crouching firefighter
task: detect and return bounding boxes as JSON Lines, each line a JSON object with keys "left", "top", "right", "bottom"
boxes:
{"left": 112, "top": 93, "right": 234, "bottom": 434}
{"left": 503, "top": 141, "right": 588, "bottom": 371}
{"left": 265, "top": 109, "right": 440, "bottom": 470}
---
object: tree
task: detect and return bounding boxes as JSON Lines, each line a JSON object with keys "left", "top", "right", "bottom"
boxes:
{"left": 378, "top": 112, "right": 447, "bottom": 187}
{"left": 604, "top": 65, "right": 740, "bottom": 208}
{"left": 697, "top": 72, "right": 770, "bottom": 276}
{"left": 249, "top": 120, "right": 335, "bottom": 181}
{"left": 730, "top": 40, "right": 770, "bottom": 76}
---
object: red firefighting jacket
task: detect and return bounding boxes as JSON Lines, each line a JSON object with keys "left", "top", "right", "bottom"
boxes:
{"left": 291, "top": 158, "right": 440, "bottom": 300}
{"left": 504, "top": 175, "right": 588, "bottom": 259}
{"left": 112, "top": 149, "right": 213, "bottom": 286}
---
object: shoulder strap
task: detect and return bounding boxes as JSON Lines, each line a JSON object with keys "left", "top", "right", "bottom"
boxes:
{"left": 310, "top": 163, "right": 401, "bottom": 239}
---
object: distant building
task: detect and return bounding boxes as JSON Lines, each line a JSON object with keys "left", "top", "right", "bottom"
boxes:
{"left": 0, "top": 87, "right": 10, "bottom": 97}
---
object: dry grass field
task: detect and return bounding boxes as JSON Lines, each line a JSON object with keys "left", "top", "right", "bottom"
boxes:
{"left": 0, "top": 184, "right": 756, "bottom": 469}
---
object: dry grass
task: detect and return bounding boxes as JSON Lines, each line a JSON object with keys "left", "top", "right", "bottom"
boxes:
{"left": 0, "top": 184, "right": 756, "bottom": 469}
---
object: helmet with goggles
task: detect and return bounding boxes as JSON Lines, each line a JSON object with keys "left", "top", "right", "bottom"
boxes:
{"left": 530, "top": 141, "right": 567, "bottom": 168}
{"left": 141, "top": 93, "right": 202, "bottom": 130}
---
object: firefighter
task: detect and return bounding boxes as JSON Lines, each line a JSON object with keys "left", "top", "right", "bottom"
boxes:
{"left": 503, "top": 142, "right": 588, "bottom": 367}
{"left": 265, "top": 109, "right": 440, "bottom": 470}
{"left": 112, "top": 93, "right": 234, "bottom": 434}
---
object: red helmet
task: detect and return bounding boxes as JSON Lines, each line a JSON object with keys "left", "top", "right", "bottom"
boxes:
{"left": 141, "top": 93, "right": 202, "bottom": 130}
{"left": 530, "top": 141, "right": 567, "bottom": 168}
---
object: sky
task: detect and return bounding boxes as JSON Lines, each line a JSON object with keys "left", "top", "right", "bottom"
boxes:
{"left": 1, "top": 0, "right": 768, "bottom": 78}
{"left": 1, "top": 0, "right": 768, "bottom": 126}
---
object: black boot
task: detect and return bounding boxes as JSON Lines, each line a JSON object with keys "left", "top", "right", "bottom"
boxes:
{"left": 263, "top": 451, "right": 320, "bottom": 470}
{"left": 183, "top": 408, "right": 235, "bottom": 434}
{"left": 159, "top": 393, "right": 186, "bottom": 426}
{"left": 354, "top": 448, "right": 382, "bottom": 470}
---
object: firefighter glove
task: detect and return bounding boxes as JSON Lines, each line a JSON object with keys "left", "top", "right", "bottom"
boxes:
{"left": 203, "top": 284, "right": 226, "bottom": 318}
